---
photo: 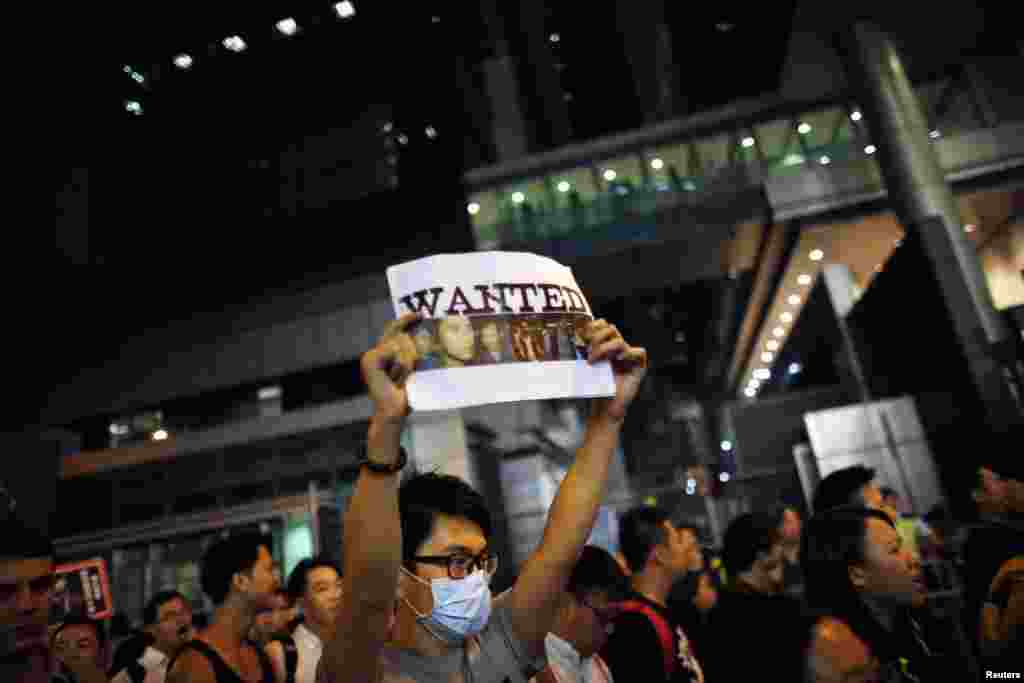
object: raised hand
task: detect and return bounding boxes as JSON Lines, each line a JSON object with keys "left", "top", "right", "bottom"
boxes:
{"left": 360, "top": 312, "right": 421, "bottom": 421}
{"left": 582, "top": 319, "right": 648, "bottom": 421}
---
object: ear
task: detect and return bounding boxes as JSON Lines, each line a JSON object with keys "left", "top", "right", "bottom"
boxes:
{"left": 848, "top": 563, "right": 868, "bottom": 589}
{"left": 232, "top": 570, "right": 249, "bottom": 595}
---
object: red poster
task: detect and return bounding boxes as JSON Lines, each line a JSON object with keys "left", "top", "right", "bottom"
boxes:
{"left": 52, "top": 558, "right": 114, "bottom": 622}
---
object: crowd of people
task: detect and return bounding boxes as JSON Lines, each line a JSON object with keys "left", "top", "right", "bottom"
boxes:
{"left": 2, "top": 313, "right": 1021, "bottom": 682}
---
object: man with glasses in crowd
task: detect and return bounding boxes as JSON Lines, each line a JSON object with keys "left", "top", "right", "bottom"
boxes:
{"left": 318, "top": 313, "right": 648, "bottom": 683}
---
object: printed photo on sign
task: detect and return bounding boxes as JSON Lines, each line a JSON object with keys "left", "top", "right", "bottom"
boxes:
{"left": 386, "top": 252, "right": 616, "bottom": 411}
{"left": 410, "top": 314, "right": 589, "bottom": 371}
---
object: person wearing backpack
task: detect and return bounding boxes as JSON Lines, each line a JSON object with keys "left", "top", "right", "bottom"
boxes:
{"left": 266, "top": 558, "right": 342, "bottom": 683}
{"left": 599, "top": 506, "right": 705, "bottom": 683}
{"left": 110, "top": 591, "right": 194, "bottom": 683}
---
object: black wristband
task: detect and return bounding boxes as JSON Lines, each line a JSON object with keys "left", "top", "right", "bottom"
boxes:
{"left": 361, "top": 446, "right": 408, "bottom": 474}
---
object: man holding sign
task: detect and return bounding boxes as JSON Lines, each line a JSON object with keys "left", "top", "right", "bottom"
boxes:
{"left": 319, "top": 307, "right": 647, "bottom": 683}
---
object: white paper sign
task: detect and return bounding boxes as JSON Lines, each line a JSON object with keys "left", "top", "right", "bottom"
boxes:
{"left": 386, "top": 252, "right": 616, "bottom": 411}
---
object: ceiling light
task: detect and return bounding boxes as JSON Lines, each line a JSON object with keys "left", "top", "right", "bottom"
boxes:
{"left": 789, "top": 362, "right": 802, "bottom": 375}
{"left": 223, "top": 35, "right": 246, "bottom": 52}
{"left": 797, "top": 274, "right": 813, "bottom": 286}
{"left": 603, "top": 169, "right": 617, "bottom": 182}
{"left": 798, "top": 122, "right": 812, "bottom": 134}
{"left": 511, "top": 192, "right": 525, "bottom": 204}
{"left": 787, "top": 294, "right": 801, "bottom": 305}
{"left": 550, "top": 33, "right": 560, "bottom": 43}
{"left": 397, "top": 134, "right": 408, "bottom": 145}
{"left": 780, "top": 312, "right": 794, "bottom": 323}
{"left": 819, "top": 155, "right": 831, "bottom": 165}
{"left": 650, "top": 158, "right": 664, "bottom": 170}
{"left": 773, "top": 327, "right": 785, "bottom": 338}
{"left": 334, "top": 1, "right": 356, "bottom": 18}
{"left": 131, "top": 71, "right": 145, "bottom": 84}
{"left": 851, "top": 110, "right": 863, "bottom": 122}
{"left": 766, "top": 340, "right": 779, "bottom": 351}
{"left": 809, "top": 249, "right": 824, "bottom": 261}
{"left": 467, "top": 202, "right": 481, "bottom": 215}
{"left": 783, "top": 153, "right": 805, "bottom": 166}
{"left": 557, "top": 181, "right": 571, "bottom": 193}
{"left": 276, "top": 17, "right": 298, "bottom": 35}
{"left": 109, "top": 423, "right": 129, "bottom": 436}
{"left": 721, "top": 440, "right": 733, "bottom": 452}
{"left": 425, "top": 126, "right": 437, "bottom": 139}
{"left": 125, "top": 100, "right": 143, "bottom": 115}
{"left": 929, "top": 130, "right": 941, "bottom": 139}
{"left": 762, "top": 352, "right": 774, "bottom": 363}
{"left": 744, "top": 387, "right": 757, "bottom": 398}
{"left": 173, "top": 53, "right": 193, "bottom": 69}
{"left": 864, "top": 144, "right": 877, "bottom": 155}
{"left": 741, "top": 136, "right": 755, "bottom": 148}
{"left": 719, "top": 472, "right": 731, "bottom": 482}
{"left": 754, "top": 368, "right": 771, "bottom": 380}
{"left": 258, "top": 386, "right": 282, "bottom": 401}
{"left": 382, "top": 122, "right": 393, "bottom": 133}
{"left": 152, "top": 429, "right": 169, "bottom": 441}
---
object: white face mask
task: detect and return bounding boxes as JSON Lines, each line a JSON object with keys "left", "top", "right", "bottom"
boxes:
{"left": 400, "top": 566, "right": 493, "bottom": 646}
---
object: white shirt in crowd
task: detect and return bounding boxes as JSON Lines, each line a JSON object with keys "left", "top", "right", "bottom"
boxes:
{"left": 109, "top": 646, "right": 169, "bottom": 683}
{"left": 535, "top": 633, "right": 614, "bottom": 683}
{"left": 292, "top": 622, "right": 324, "bottom": 683}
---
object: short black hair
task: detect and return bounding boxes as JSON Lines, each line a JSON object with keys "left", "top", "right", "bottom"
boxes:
{"left": 53, "top": 614, "right": 106, "bottom": 647}
{"left": 143, "top": 590, "right": 187, "bottom": 626}
{"left": 619, "top": 506, "right": 671, "bottom": 573}
{"left": 721, "top": 512, "right": 780, "bottom": 576}
{"left": 800, "top": 505, "right": 895, "bottom": 610}
{"left": 879, "top": 486, "right": 897, "bottom": 500}
{"left": 399, "top": 473, "right": 492, "bottom": 565}
{"left": 812, "top": 466, "right": 876, "bottom": 514}
{"left": 200, "top": 533, "right": 273, "bottom": 606}
{"left": 286, "top": 556, "right": 341, "bottom": 601}
{"left": 567, "top": 546, "right": 629, "bottom": 602}
{"left": 0, "top": 516, "right": 53, "bottom": 560}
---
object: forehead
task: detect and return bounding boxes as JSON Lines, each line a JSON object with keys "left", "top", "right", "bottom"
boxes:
{"left": 58, "top": 624, "right": 97, "bottom": 641}
{"left": 158, "top": 596, "right": 189, "bottom": 615}
{"left": 420, "top": 513, "right": 487, "bottom": 554}
{"left": 307, "top": 566, "right": 340, "bottom": 585}
{"left": 0, "top": 557, "right": 52, "bottom": 583}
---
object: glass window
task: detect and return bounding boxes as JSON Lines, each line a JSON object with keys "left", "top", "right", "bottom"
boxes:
{"left": 695, "top": 133, "right": 732, "bottom": 176}
{"left": 646, "top": 143, "right": 692, "bottom": 189}
{"left": 755, "top": 118, "right": 798, "bottom": 166}
{"left": 595, "top": 156, "right": 644, "bottom": 192}
{"left": 795, "top": 107, "right": 844, "bottom": 149}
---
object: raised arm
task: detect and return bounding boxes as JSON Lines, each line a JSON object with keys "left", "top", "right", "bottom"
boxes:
{"left": 320, "top": 313, "right": 420, "bottom": 683}
{"left": 507, "top": 319, "right": 647, "bottom": 655}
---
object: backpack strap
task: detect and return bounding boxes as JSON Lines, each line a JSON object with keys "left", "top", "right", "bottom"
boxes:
{"left": 615, "top": 600, "right": 674, "bottom": 679}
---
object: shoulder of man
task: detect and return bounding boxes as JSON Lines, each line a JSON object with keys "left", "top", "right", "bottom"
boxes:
{"left": 167, "top": 645, "right": 217, "bottom": 683}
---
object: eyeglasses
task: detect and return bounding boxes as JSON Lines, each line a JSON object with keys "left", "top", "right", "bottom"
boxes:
{"left": 412, "top": 550, "right": 498, "bottom": 580}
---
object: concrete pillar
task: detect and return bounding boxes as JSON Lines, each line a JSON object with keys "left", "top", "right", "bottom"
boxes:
{"left": 405, "top": 410, "right": 479, "bottom": 491}
{"left": 479, "top": 0, "right": 531, "bottom": 162}
{"left": 838, "top": 23, "right": 1022, "bottom": 430}
{"left": 615, "top": 0, "right": 679, "bottom": 122}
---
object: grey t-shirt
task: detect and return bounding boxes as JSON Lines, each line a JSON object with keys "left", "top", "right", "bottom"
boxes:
{"left": 319, "top": 592, "right": 546, "bottom": 683}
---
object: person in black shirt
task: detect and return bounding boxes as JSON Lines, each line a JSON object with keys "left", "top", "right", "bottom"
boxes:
{"left": 700, "top": 512, "right": 804, "bottom": 682}
{"left": 600, "top": 506, "right": 705, "bottom": 683}
{"left": 167, "top": 534, "right": 279, "bottom": 683}
{"left": 801, "top": 505, "right": 975, "bottom": 682}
